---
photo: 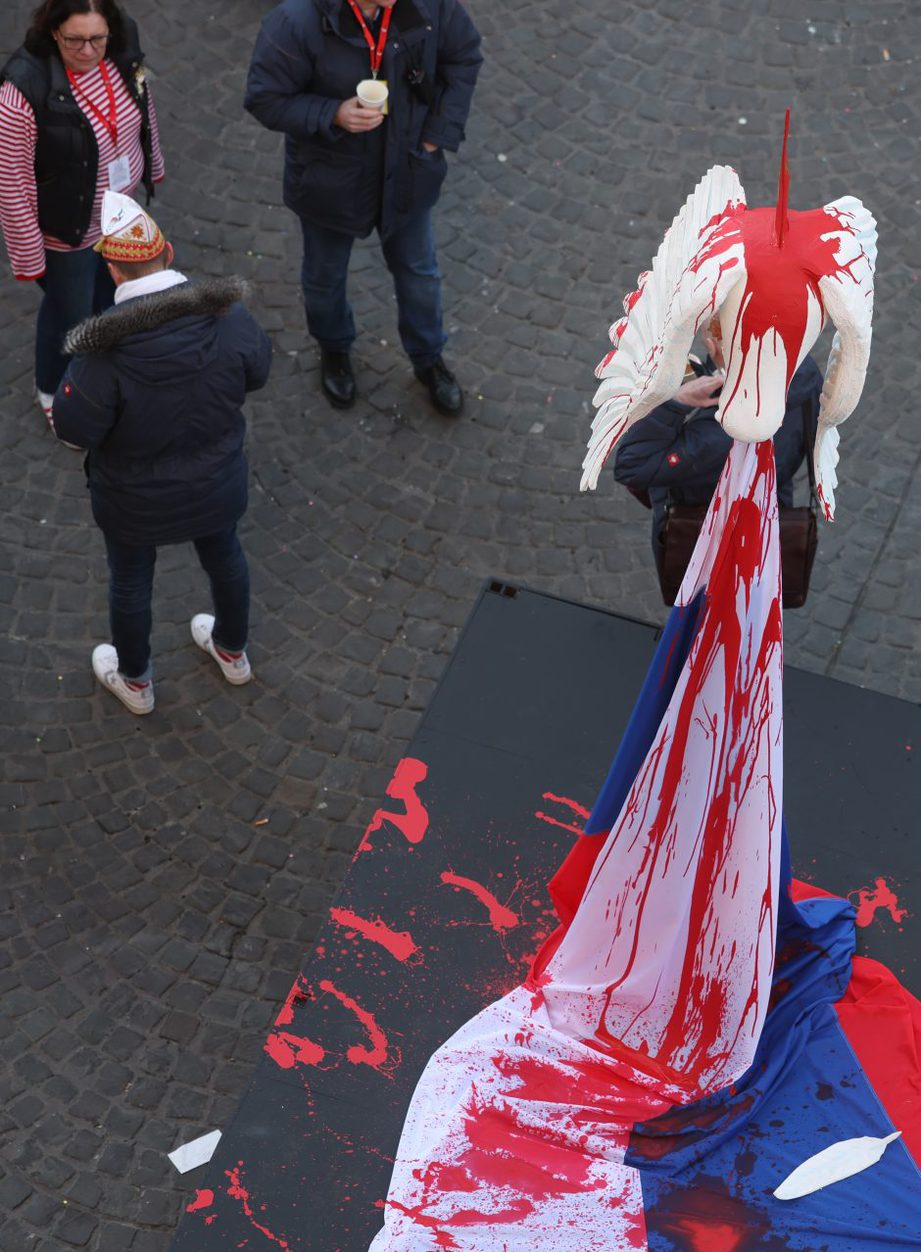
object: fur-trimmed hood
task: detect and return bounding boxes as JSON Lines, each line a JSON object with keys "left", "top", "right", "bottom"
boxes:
{"left": 64, "top": 276, "right": 250, "bottom": 356}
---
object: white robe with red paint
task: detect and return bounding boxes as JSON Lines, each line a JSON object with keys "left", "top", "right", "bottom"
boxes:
{"left": 369, "top": 439, "right": 783, "bottom": 1250}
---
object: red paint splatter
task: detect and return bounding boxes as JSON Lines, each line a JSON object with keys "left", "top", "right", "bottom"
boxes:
{"left": 450, "top": 1095, "right": 606, "bottom": 1203}
{"left": 319, "top": 979, "right": 392, "bottom": 1071}
{"left": 274, "top": 975, "right": 309, "bottom": 1027}
{"left": 358, "top": 757, "right": 430, "bottom": 852}
{"left": 226, "top": 1163, "right": 294, "bottom": 1249}
{"left": 534, "top": 791, "right": 590, "bottom": 835}
{"left": 186, "top": 1189, "right": 213, "bottom": 1213}
{"left": 643, "top": 1174, "right": 772, "bottom": 1252}
{"left": 492, "top": 1050, "right": 668, "bottom": 1131}
{"left": 387, "top": 1199, "right": 461, "bottom": 1248}
{"left": 554, "top": 440, "right": 783, "bottom": 1085}
{"left": 440, "top": 872, "right": 520, "bottom": 932}
{"left": 850, "top": 877, "right": 908, "bottom": 928}
{"left": 329, "top": 907, "right": 420, "bottom": 962}
{"left": 693, "top": 196, "right": 865, "bottom": 434}
{"left": 263, "top": 1029, "right": 325, "bottom": 1071}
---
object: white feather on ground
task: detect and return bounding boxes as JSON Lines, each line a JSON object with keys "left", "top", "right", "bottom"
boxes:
{"left": 774, "top": 1131, "right": 902, "bottom": 1201}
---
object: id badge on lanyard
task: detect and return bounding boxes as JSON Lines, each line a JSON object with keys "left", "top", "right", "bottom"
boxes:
{"left": 107, "top": 154, "right": 131, "bottom": 191}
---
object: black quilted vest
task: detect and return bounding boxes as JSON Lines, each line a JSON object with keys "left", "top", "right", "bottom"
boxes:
{"left": 0, "top": 17, "right": 154, "bottom": 246}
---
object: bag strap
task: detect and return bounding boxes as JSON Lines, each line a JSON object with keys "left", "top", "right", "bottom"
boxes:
{"left": 802, "top": 393, "right": 818, "bottom": 510}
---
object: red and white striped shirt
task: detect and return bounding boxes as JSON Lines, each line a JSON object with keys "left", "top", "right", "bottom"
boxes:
{"left": 0, "top": 60, "right": 165, "bottom": 280}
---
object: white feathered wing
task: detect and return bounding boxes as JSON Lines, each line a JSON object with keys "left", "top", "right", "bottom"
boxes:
{"left": 581, "top": 165, "right": 747, "bottom": 492}
{"left": 814, "top": 196, "right": 878, "bottom": 520}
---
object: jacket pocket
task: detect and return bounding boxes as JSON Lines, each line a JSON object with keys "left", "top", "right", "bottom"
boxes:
{"left": 401, "top": 145, "right": 448, "bottom": 215}
{"left": 284, "top": 142, "right": 369, "bottom": 222}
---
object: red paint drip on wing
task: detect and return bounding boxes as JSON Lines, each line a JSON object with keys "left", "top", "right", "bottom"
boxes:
{"left": 226, "top": 1163, "right": 294, "bottom": 1249}
{"left": 851, "top": 877, "right": 908, "bottom": 927}
{"left": 358, "top": 757, "right": 430, "bottom": 852}
{"left": 693, "top": 198, "right": 859, "bottom": 406}
{"left": 329, "top": 907, "right": 420, "bottom": 961}
{"left": 440, "top": 871, "right": 520, "bottom": 932}
{"left": 186, "top": 1188, "right": 213, "bottom": 1213}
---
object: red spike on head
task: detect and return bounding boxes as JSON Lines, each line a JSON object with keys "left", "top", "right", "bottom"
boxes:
{"left": 773, "top": 109, "right": 791, "bottom": 248}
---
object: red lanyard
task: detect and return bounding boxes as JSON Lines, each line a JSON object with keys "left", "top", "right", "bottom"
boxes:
{"left": 346, "top": 0, "right": 393, "bottom": 78}
{"left": 67, "top": 60, "right": 118, "bottom": 145}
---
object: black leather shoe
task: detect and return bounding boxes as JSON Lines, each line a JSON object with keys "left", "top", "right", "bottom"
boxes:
{"left": 320, "top": 349, "right": 356, "bottom": 409}
{"left": 414, "top": 357, "right": 463, "bottom": 416}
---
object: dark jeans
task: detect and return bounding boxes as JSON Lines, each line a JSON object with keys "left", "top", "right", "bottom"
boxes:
{"left": 36, "top": 247, "right": 115, "bottom": 393}
{"left": 104, "top": 526, "right": 250, "bottom": 681}
{"left": 299, "top": 211, "right": 447, "bottom": 367}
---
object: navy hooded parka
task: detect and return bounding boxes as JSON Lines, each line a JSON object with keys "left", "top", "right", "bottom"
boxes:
{"left": 52, "top": 278, "right": 272, "bottom": 546}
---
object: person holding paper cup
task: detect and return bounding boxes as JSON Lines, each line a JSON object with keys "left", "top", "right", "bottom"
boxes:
{"left": 245, "top": 0, "right": 482, "bottom": 416}
{"left": 0, "top": 0, "right": 165, "bottom": 432}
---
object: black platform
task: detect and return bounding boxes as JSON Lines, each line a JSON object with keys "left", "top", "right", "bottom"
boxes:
{"left": 170, "top": 584, "right": 918, "bottom": 1251}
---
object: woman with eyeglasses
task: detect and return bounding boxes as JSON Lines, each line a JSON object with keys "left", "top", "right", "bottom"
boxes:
{"left": 0, "top": 0, "right": 164, "bottom": 431}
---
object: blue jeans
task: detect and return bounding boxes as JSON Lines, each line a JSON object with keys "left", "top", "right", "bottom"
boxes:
{"left": 299, "top": 211, "right": 447, "bottom": 367}
{"left": 35, "top": 247, "right": 115, "bottom": 392}
{"left": 104, "top": 527, "right": 250, "bottom": 681}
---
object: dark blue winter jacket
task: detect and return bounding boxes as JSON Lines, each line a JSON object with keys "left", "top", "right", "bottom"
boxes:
{"left": 614, "top": 355, "right": 824, "bottom": 559}
{"left": 244, "top": 0, "right": 482, "bottom": 239}
{"left": 52, "top": 277, "right": 272, "bottom": 546}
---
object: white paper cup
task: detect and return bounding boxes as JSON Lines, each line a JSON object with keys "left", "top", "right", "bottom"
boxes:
{"left": 356, "top": 79, "right": 388, "bottom": 111}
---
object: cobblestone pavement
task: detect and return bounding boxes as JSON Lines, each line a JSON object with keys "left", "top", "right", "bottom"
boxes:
{"left": 1, "top": 0, "right": 920, "bottom": 1248}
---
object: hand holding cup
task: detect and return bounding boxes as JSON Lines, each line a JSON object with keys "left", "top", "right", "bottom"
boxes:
{"left": 333, "top": 94, "right": 385, "bottom": 132}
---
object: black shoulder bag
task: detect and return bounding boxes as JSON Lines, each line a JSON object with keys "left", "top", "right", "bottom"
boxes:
{"left": 658, "top": 401, "right": 819, "bottom": 609}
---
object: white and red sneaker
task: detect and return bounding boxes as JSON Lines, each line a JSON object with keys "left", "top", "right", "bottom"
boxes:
{"left": 191, "top": 614, "right": 252, "bottom": 685}
{"left": 92, "top": 644, "right": 155, "bottom": 715}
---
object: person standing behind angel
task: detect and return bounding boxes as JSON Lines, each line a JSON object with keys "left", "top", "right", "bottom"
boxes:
{"left": 0, "top": 0, "right": 165, "bottom": 432}
{"left": 613, "top": 312, "right": 823, "bottom": 586}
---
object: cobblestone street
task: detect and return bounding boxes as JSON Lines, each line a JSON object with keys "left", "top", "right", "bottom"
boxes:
{"left": 1, "top": 0, "right": 920, "bottom": 1247}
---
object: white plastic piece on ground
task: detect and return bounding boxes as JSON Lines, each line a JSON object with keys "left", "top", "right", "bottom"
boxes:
{"left": 773, "top": 1131, "right": 902, "bottom": 1201}
{"left": 167, "top": 1129, "right": 222, "bottom": 1174}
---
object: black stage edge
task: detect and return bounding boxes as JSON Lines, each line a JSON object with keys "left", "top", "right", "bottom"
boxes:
{"left": 170, "top": 583, "right": 918, "bottom": 1252}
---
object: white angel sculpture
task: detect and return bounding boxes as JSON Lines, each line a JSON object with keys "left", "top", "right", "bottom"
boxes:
{"left": 581, "top": 115, "right": 877, "bottom": 522}
{"left": 367, "top": 122, "right": 880, "bottom": 1252}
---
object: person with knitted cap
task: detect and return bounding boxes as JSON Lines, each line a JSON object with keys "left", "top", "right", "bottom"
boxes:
{"left": 93, "top": 186, "right": 170, "bottom": 265}
{"left": 52, "top": 190, "right": 273, "bottom": 715}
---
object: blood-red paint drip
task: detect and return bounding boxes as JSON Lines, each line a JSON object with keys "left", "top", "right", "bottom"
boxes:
{"left": 851, "top": 876, "right": 908, "bottom": 928}
{"left": 225, "top": 1163, "right": 295, "bottom": 1249}
{"left": 358, "top": 757, "right": 430, "bottom": 852}
{"left": 186, "top": 1188, "right": 214, "bottom": 1213}
{"left": 263, "top": 1028, "right": 325, "bottom": 1071}
{"left": 329, "top": 906, "right": 420, "bottom": 962}
{"left": 440, "top": 871, "right": 520, "bottom": 932}
{"left": 534, "top": 791, "right": 590, "bottom": 835}
{"left": 643, "top": 1175, "right": 772, "bottom": 1252}
{"left": 319, "top": 979, "right": 391, "bottom": 1070}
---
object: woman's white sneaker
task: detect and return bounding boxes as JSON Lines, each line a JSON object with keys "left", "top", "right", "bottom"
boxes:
{"left": 36, "top": 388, "right": 55, "bottom": 419}
{"left": 191, "top": 614, "right": 252, "bottom": 685}
{"left": 91, "top": 644, "right": 154, "bottom": 715}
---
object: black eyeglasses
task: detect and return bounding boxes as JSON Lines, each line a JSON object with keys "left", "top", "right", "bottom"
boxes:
{"left": 56, "top": 33, "right": 110, "bottom": 50}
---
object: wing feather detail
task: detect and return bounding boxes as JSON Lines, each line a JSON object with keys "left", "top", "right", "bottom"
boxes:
{"left": 581, "top": 166, "right": 747, "bottom": 492}
{"left": 814, "top": 196, "right": 877, "bottom": 519}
